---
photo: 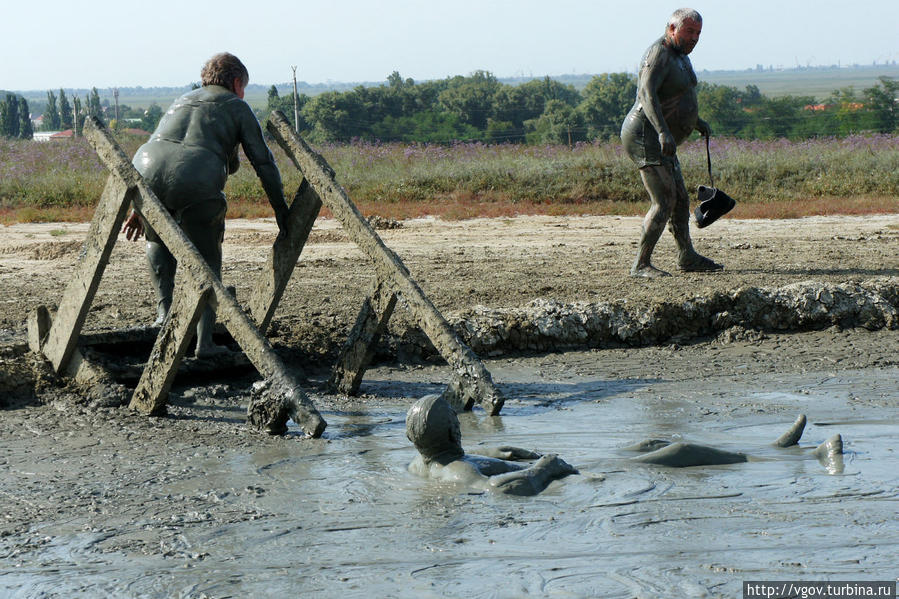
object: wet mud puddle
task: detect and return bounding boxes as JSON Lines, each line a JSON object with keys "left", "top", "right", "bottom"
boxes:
{"left": 2, "top": 354, "right": 898, "bottom": 598}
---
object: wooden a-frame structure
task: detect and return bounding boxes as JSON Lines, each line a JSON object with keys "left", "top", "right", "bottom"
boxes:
{"left": 27, "top": 113, "right": 503, "bottom": 439}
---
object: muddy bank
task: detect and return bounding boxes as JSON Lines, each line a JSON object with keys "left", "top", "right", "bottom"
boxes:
{"left": 1, "top": 215, "right": 898, "bottom": 360}
{"left": 450, "top": 277, "right": 899, "bottom": 356}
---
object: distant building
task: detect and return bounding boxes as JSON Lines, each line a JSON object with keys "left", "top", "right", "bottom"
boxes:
{"left": 49, "top": 129, "right": 75, "bottom": 140}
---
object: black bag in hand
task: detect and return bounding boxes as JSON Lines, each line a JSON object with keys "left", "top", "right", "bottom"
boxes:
{"left": 694, "top": 135, "right": 736, "bottom": 229}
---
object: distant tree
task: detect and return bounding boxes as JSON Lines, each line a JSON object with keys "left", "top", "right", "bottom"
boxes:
{"left": 492, "top": 77, "right": 581, "bottom": 141}
{"left": 18, "top": 97, "right": 33, "bottom": 139}
{"left": 267, "top": 84, "right": 279, "bottom": 110}
{"left": 524, "top": 99, "right": 585, "bottom": 145}
{"left": 44, "top": 90, "right": 61, "bottom": 130}
{"left": 578, "top": 73, "right": 636, "bottom": 140}
{"left": 696, "top": 82, "right": 749, "bottom": 137}
{"left": 437, "top": 70, "right": 501, "bottom": 130}
{"left": 73, "top": 96, "right": 83, "bottom": 136}
{"left": 141, "top": 103, "right": 164, "bottom": 132}
{"left": 369, "top": 110, "right": 481, "bottom": 142}
{"left": 863, "top": 76, "right": 899, "bottom": 133}
{"left": 302, "top": 90, "right": 364, "bottom": 141}
{"left": 58, "top": 89, "right": 72, "bottom": 129}
{"left": 741, "top": 84, "right": 763, "bottom": 108}
{"left": 88, "top": 87, "right": 104, "bottom": 124}
{"left": 485, "top": 118, "right": 519, "bottom": 142}
{"left": 1, "top": 93, "right": 21, "bottom": 138}
{"left": 742, "top": 95, "right": 815, "bottom": 139}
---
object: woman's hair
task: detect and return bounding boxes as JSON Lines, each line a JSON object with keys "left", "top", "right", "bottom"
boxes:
{"left": 200, "top": 52, "right": 249, "bottom": 92}
{"left": 406, "top": 394, "right": 463, "bottom": 461}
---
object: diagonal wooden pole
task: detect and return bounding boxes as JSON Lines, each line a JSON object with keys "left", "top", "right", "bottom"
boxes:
{"left": 129, "top": 284, "right": 212, "bottom": 416}
{"left": 328, "top": 276, "right": 398, "bottom": 395}
{"left": 247, "top": 178, "right": 322, "bottom": 334}
{"left": 82, "top": 116, "right": 326, "bottom": 437}
{"left": 40, "top": 175, "right": 135, "bottom": 373}
{"left": 266, "top": 111, "right": 504, "bottom": 415}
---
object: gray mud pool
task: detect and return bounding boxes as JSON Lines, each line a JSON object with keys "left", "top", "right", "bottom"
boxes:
{"left": 2, "top": 353, "right": 898, "bottom": 598}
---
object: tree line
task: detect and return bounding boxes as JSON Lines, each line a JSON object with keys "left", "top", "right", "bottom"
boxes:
{"left": 7, "top": 72, "right": 897, "bottom": 144}
{"left": 262, "top": 71, "right": 899, "bottom": 144}
{"left": 5, "top": 87, "right": 167, "bottom": 138}
{"left": 0, "top": 93, "right": 34, "bottom": 139}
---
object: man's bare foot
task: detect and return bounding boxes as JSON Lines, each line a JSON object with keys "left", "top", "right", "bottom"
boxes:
{"left": 813, "top": 434, "right": 844, "bottom": 474}
{"left": 678, "top": 254, "right": 723, "bottom": 272}
{"left": 630, "top": 264, "right": 671, "bottom": 278}
{"left": 773, "top": 414, "right": 807, "bottom": 447}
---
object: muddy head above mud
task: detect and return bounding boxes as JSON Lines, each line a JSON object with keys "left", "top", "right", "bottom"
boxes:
{"left": 1, "top": 214, "right": 898, "bottom": 597}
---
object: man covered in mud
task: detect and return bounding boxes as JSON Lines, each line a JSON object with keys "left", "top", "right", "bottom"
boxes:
{"left": 406, "top": 394, "right": 579, "bottom": 495}
{"left": 621, "top": 8, "right": 722, "bottom": 277}
{"left": 625, "top": 414, "right": 845, "bottom": 473}
{"left": 121, "top": 52, "right": 289, "bottom": 357}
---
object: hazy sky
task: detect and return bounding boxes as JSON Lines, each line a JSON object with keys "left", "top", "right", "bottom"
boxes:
{"left": 4, "top": 0, "right": 898, "bottom": 90}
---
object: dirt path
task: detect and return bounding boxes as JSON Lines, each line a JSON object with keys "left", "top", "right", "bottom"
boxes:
{"left": 1, "top": 213, "right": 897, "bottom": 352}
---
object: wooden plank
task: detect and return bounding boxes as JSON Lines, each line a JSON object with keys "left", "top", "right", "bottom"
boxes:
{"left": 266, "top": 111, "right": 504, "bottom": 415}
{"left": 129, "top": 285, "right": 210, "bottom": 416}
{"left": 83, "top": 117, "right": 326, "bottom": 437}
{"left": 248, "top": 178, "right": 322, "bottom": 334}
{"left": 27, "top": 305, "right": 51, "bottom": 353}
{"left": 41, "top": 176, "right": 134, "bottom": 373}
{"left": 328, "top": 277, "right": 398, "bottom": 395}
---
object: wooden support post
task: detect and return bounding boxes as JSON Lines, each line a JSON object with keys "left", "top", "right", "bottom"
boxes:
{"left": 82, "top": 117, "right": 326, "bottom": 437}
{"left": 41, "top": 176, "right": 135, "bottom": 373}
{"left": 266, "top": 111, "right": 504, "bottom": 415}
{"left": 129, "top": 285, "right": 211, "bottom": 416}
{"left": 328, "top": 276, "right": 398, "bottom": 395}
{"left": 248, "top": 178, "right": 322, "bottom": 334}
{"left": 27, "top": 305, "right": 52, "bottom": 353}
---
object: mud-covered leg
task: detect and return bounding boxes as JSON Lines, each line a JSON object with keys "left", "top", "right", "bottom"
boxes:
{"left": 182, "top": 200, "right": 228, "bottom": 358}
{"left": 813, "top": 434, "right": 844, "bottom": 474}
{"left": 632, "top": 165, "right": 674, "bottom": 278}
{"left": 146, "top": 240, "right": 175, "bottom": 326}
{"left": 773, "top": 414, "right": 807, "bottom": 447}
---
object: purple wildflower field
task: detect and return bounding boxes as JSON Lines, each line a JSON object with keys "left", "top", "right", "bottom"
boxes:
{"left": 2, "top": 133, "right": 898, "bottom": 223}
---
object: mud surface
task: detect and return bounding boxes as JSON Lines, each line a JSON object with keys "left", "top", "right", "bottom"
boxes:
{"left": 1, "top": 215, "right": 898, "bottom": 597}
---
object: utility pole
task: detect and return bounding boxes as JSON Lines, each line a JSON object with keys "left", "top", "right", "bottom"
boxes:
{"left": 291, "top": 66, "right": 300, "bottom": 134}
{"left": 113, "top": 88, "right": 120, "bottom": 128}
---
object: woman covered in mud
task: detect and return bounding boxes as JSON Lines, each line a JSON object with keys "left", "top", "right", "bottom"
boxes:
{"left": 121, "top": 52, "right": 289, "bottom": 358}
{"left": 405, "top": 397, "right": 845, "bottom": 496}
{"left": 406, "top": 394, "right": 578, "bottom": 496}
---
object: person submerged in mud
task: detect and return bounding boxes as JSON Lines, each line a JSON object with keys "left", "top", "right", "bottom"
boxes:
{"left": 625, "top": 414, "right": 845, "bottom": 473}
{"left": 406, "top": 396, "right": 845, "bottom": 495}
{"left": 406, "top": 394, "right": 579, "bottom": 496}
{"left": 121, "top": 52, "right": 289, "bottom": 357}
{"left": 621, "top": 8, "right": 722, "bottom": 277}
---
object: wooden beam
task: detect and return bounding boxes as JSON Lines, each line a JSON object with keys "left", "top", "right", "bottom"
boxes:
{"left": 248, "top": 178, "right": 322, "bottom": 334}
{"left": 129, "top": 284, "right": 211, "bottom": 416}
{"left": 328, "top": 276, "right": 397, "bottom": 395}
{"left": 41, "top": 176, "right": 134, "bottom": 373}
{"left": 266, "top": 111, "right": 504, "bottom": 415}
{"left": 82, "top": 117, "right": 326, "bottom": 437}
